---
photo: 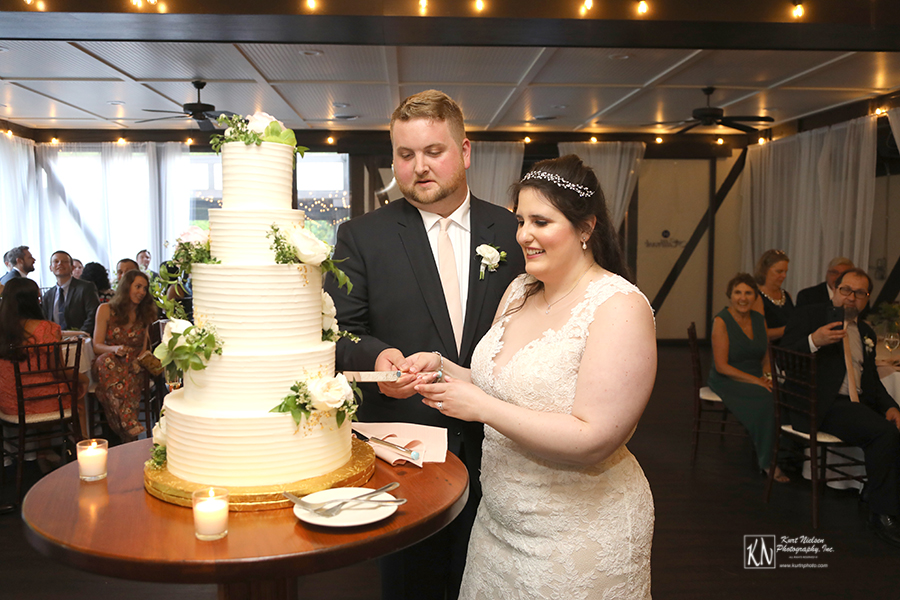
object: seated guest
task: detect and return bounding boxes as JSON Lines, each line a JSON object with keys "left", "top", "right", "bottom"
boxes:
{"left": 796, "top": 257, "right": 854, "bottom": 307}
{"left": 41, "top": 251, "right": 100, "bottom": 334}
{"left": 72, "top": 258, "right": 84, "bottom": 279}
{"left": 0, "top": 278, "right": 88, "bottom": 429}
{"left": 1, "top": 245, "right": 36, "bottom": 285}
{"left": 81, "top": 262, "right": 115, "bottom": 303}
{"left": 136, "top": 249, "right": 159, "bottom": 281}
{"left": 709, "top": 273, "right": 789, "bottom": 482}
{"left": 115, "top": 258, "right": 140, "bottom": 285}
{"left": 782, "top": 268, "right": 900, "bottom": 547}
{"left": 92, "top": 269, "right": 155, "bottom": 442}
{"left": 751, "top": 249, "right": 794, "bottom": 342}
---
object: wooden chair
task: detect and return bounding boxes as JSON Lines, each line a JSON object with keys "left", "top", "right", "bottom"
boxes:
{"left": 0, "top": 340, "right": 83, "bottom": 503}
{"left": 765, "top": 345, "right": 866, "bottom": 528}
{"left": 688, "top": 322, "right": 748, "bottom": 464}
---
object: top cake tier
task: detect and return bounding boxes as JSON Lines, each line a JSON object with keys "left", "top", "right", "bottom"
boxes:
{"left": 222, "top": 141, "right": 294, "bottom": 210}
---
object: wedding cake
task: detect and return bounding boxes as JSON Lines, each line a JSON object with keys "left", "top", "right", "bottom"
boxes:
{"left": 157, "top": 123, "right": 354, "bottom": 489}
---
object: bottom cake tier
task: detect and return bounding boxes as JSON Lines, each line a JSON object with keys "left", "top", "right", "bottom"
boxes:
{"left": 162, "top": 388, "right": 353, "bottom": 487}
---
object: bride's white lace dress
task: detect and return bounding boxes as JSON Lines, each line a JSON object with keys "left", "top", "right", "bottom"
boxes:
{"left": 461, "top": 273, "right": 654, "bottom": 600}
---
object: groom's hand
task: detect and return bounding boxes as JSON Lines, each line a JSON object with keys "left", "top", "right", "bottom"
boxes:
{"left": 375, "top": 348, "right": 419, "bottom": 399}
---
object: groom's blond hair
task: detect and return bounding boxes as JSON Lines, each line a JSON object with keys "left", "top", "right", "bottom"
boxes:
{"left": 390, "top": 90, "right": 466, "bottom": 147}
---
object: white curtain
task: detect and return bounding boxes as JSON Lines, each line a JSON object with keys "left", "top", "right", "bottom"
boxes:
{"left": 467, "top": 141, "right": 524, "bottom": 208}
{"left": 0, "top": 134, "right": 39, "bottom": 274}
{"left": 740, "top": 115, "right": 877, "bottom": 295}
{"left": 558, "top": 141, "right": 646, "bottom": 229}
{"left": 33, "top": 141, "right": 189, "bottom": 285}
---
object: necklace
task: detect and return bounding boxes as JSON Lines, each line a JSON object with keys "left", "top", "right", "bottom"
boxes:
{"left": 759, "top": 288, "right": 785, "bottom": 307}
{"left": 542, "top": 264, "right": 594, "bottom": 314}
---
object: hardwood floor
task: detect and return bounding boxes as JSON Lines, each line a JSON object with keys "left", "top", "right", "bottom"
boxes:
{"left": 2, "top": 346, "right": 897, "bottom": 598}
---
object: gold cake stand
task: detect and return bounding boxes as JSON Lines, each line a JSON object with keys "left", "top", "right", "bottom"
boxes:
{"left": 144, "top": 438, "right": 375, "bottom": 511}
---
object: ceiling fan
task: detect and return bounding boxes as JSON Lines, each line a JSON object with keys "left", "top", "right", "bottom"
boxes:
{"left": 137, "top": 80, "right": 235, "bottom": 131}
{"left": 666, "top": 87, "right": 774, "bottom": 134}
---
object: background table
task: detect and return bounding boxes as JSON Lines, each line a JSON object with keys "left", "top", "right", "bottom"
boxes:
{"left": 22, "top": 438, "right": 468, "bottom": 600}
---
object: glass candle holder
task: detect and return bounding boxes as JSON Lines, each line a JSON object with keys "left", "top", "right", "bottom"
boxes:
{"left": 192, "top": 488, "right": 229, "bottom": 541}
{"left": 76, "top": 439, "right": 108, "bottom": 481}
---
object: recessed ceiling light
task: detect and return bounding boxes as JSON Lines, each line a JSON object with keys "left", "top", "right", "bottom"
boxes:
{"left": 107, "top": 100, "right": 126, "bottom": 106}
{"left": 531, "top": 115, "right": 557, "bottom": 121}
{"left": 332, "top": 102, "right": 350, "bottom": 109}
{"left": 301, "top": 50, "right": 323, "bottom": 57}
{"left": 608, "top": 53, "right": 631, "bottom": 60}
{"left": 550, "top": 104, "right": 568, "bottom": 110}
{"left": 333, "top": 114, "right": 359, "bottom": 121}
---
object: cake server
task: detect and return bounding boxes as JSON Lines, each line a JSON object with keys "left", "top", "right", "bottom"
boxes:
{"left": 343, "top": 371, "right": 402, "bottom": 382}
{"left": 353, "top": 429, "right": 421, "bottom": 460}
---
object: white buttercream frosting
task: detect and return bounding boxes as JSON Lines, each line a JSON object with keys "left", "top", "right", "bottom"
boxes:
{"left": 208, "top": 209, "right": 305, "bottom": 264}
{"left": 221, "top": 141, "right": 294, "bottom": 210}
{"left": 161, "top": 138, "right": 352, "bottom": 488}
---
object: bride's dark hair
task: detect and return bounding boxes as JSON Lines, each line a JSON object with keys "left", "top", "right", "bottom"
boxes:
{"left": 507, "top": 154, "right": 629, "bottom": 314}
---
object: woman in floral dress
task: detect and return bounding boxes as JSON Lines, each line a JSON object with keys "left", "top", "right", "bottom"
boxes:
{"left": 92, "top": 269, "right": 156, "bottom": 441}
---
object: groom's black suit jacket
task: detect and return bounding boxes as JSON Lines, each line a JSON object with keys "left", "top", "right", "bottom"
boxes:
{"left": 781, "top": 303, "right": 895, "bottom": 427}
{"left": 326, "top": 195, "right": 524, "bottom": 459}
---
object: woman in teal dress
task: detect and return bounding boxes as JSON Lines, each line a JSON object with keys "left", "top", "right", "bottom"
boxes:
{"left": 709, "top": 273, "right": 788, "bottom": 482}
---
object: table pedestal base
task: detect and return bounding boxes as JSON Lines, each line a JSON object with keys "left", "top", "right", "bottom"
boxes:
{"left": 144, "top": 439, "right": 375, "bottom": 511}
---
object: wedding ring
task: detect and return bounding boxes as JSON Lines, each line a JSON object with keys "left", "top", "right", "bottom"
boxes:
{"left": 437, "top": 401, "right": 443, "bottom": 411}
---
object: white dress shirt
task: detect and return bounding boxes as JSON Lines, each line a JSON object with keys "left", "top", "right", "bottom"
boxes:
{"left": 417, "top": 191, "right": 472, "bottom": 324}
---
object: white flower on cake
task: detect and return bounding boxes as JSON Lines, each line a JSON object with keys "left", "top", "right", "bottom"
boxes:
{"left": 161, "top": 319, "right": 192, "bottom": 348}
{"left": 322, "top": 291, "right": 339, "bottom": 334}
{"left": 152, "top": 414, "right": 167, "bottom": 446}
{"left": 290, "top": 225, "right": 331, "bottom": 266}
{"left": 308, "top": 374, "right": 354, "bottom": 412}
{"left": 177, "top": 226, "right": 209, "bottom": 246}
{"left": 245, "top": 111, "right": 285, "bottom": 134}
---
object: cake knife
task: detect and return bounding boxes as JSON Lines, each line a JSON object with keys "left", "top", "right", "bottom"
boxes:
{"left": 343, "top": 371, "right": 402, "bottom": 382}
{"left": 353, "top": 429, "right": 421, "bottom": 460}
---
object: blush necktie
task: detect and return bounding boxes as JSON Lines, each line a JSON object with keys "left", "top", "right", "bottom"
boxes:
{"left": 842, "top": 323, "right": 860, "bottom": 403}
{"left": 438, "top": 217, "right": 463, "bottom": 352}
{"left": 56, "top": 286, "right": 68, "bottom": 330}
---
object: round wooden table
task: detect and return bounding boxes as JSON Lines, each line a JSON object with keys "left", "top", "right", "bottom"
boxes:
{"left": 22, "top": 438, "right": 468, "bottom": 600}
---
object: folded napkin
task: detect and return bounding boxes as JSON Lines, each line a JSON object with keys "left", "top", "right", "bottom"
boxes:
{"left": 353, "top": 422, "right": 448, "bottom": 468}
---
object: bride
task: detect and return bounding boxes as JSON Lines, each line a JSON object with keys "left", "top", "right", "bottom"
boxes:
{"left": 408, "top": 155, "right": 657, "bottom": 599}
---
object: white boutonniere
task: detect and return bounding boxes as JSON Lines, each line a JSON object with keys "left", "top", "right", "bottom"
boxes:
{"left": 865, "top": 337, "right": 875, "bottom": 353}
{"left": 475, "top": 244, "right": 507, "bottom": 280}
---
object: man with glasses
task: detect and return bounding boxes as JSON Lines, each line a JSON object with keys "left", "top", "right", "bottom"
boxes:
{"left": 783, "top": 268, "right": 900, "bottom": 547}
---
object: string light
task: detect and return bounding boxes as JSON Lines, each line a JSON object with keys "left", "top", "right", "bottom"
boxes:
{"left": 36, "top": 0, "right": 45, "bottom": 9}
{"left": 475, "top": 0, "right": 484, "bottom": 11}
{"left": 186, "top": 138, "right": 193, "bottom": 145}
{"left": 5, "top": 130, "right": 12, "bottom": 138}
{"left": 419, "top": 0, "right": 427, "bottom": 15}
{"left": 792, "top": 2, "right": 804, "bottom": 18}
{"left": 326, "top": 136, "right": 335, "bottom": 144}
{"left": 716, "top": 138, "right": 724, "bottom": 145}
{"left": 307, "top": 0, "right": 316, "bottom": 9}
{"left": 117, "top": 137, "right": 127, "bottom": 145}
{"left": 524, "top": 136, "right": 531, "bottom": 144}
{"left": 51, "top": 138, "right": 59, "bottom": 145}
{"left": 655, "top": 137, "right": 663, "bottom": 144}
{"left": 758, "top": 137, "right": 767, "bottom": 145}
{"left": 590, "top": 137, "right": 598, "bottom": 143}
{"left": 875, "top": 107, "right": 885, "bottom": 115}
{"left": 637, "top": 1, "right": 649, "bottom": 15}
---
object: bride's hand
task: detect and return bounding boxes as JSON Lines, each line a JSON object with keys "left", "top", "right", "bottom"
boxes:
{"left": 401, "top": 352, "right": 442, "bottom": 376}
{"left": 415, "top": 376, "right": 486, "bottom": 423}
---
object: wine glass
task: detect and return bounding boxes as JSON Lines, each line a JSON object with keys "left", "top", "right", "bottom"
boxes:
{"left": 885, "top": 332, "right": 900, "bottom": 362}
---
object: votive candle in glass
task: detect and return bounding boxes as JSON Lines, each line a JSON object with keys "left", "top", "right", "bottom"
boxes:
{"left": 76, "top": 439, "right": 108, "bottom": 481}
{"left": 192, "top": 488, "right": 229, "bottom": 541}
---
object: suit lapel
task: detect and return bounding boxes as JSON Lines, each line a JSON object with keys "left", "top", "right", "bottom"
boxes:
{"left": 395, "top": 200, "right": 459, "bottom": 360}
{"left": 461, "top": 197, "right": 498, "bottom": 358}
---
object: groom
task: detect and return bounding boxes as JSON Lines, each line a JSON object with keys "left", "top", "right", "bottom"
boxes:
{"left": 325, "top": 90, "right": 524, "bottom": 600}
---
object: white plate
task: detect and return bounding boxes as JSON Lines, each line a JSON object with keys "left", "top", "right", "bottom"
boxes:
{"left": 293, "top": 487, "right": 399, "bottom": 527}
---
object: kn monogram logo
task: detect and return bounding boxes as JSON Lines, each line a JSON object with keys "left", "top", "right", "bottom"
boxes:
{"left": 744, "top": 535, "right": 776, "bottom": 569}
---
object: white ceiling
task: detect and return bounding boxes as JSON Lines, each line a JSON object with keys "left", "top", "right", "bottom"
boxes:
{"left": 1, "top": 40, "right": 899, "bottom": 135}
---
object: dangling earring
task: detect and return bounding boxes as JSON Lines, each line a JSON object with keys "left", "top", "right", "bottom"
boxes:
{"left": 581, "top": 238, "right": 588, "bottom": 251}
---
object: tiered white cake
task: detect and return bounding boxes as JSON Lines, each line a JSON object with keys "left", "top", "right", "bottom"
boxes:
{"left": 161, "top": 141, "right": 352, "bottom": 488}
